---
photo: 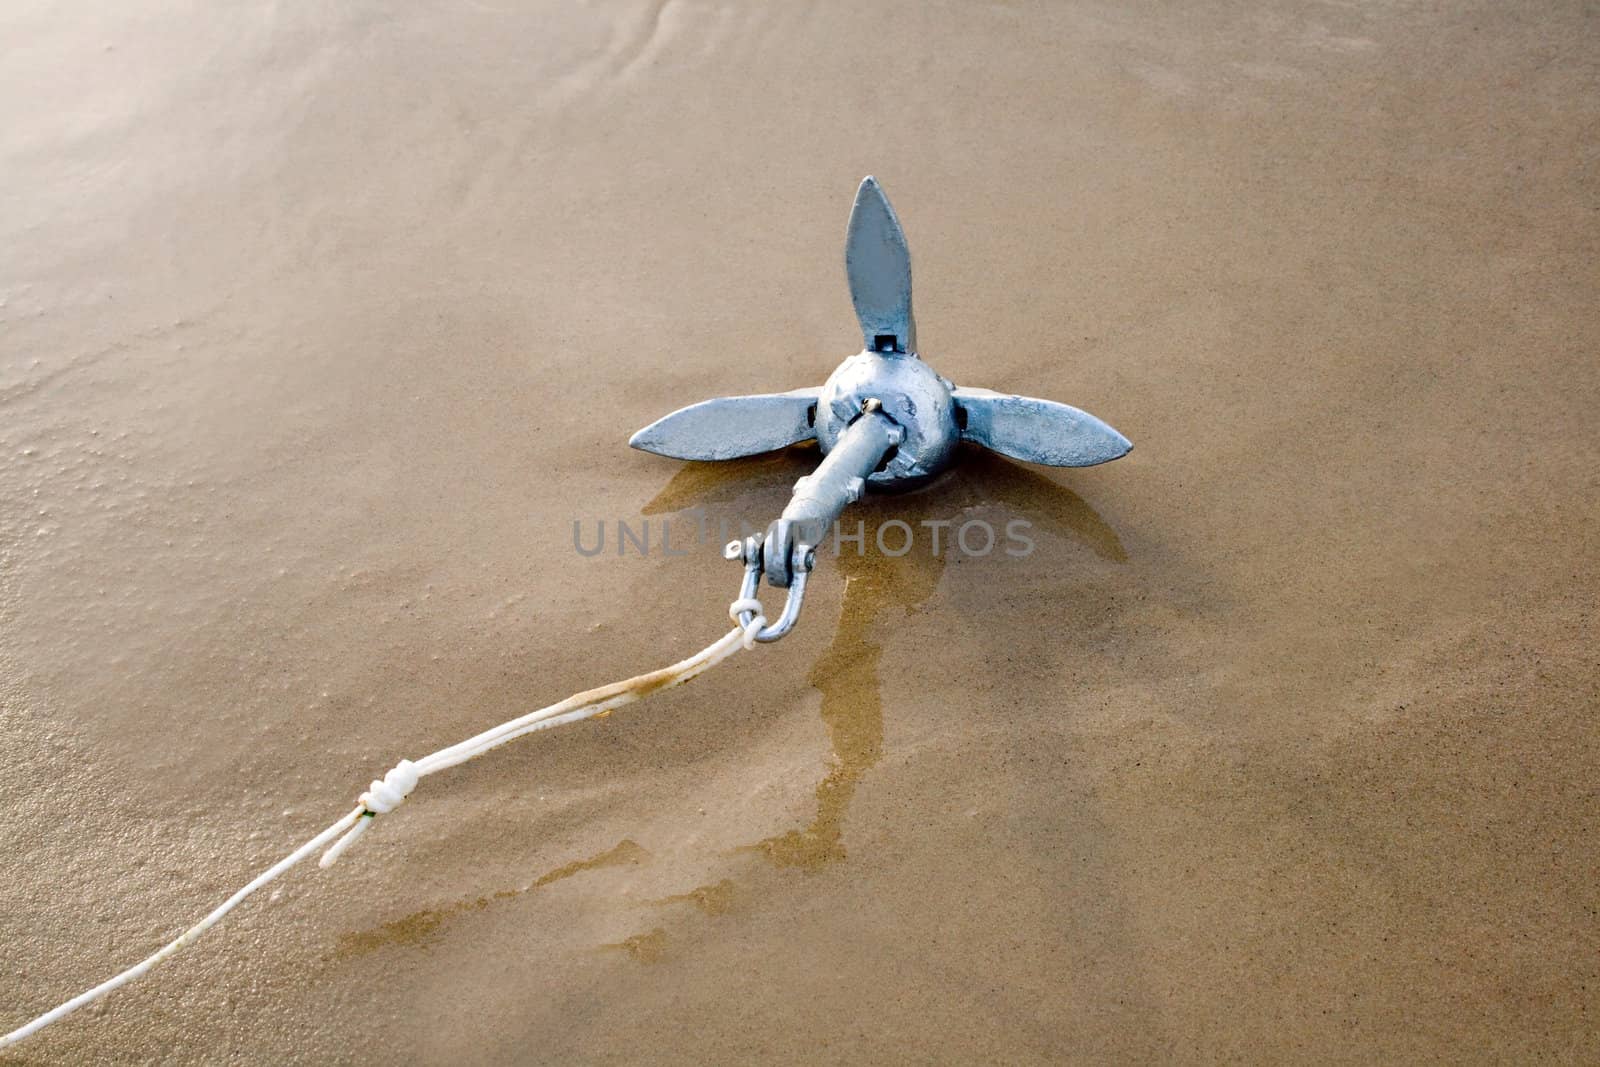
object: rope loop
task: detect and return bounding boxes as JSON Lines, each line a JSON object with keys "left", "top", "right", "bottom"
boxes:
{"left": 728, "top": 596, "right": 767, "bottom": 649}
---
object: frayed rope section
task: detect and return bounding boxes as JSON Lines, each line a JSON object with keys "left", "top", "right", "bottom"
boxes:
{"left": 1, "top": 603, "right": 768, "bottom": 1050}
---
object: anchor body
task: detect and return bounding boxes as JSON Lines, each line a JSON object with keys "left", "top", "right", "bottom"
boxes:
{"left": 815, "top": 351, "right": 956, "bottom": 487}
{"left": 631, "top": 177, "right": 1133, "bottom": 616}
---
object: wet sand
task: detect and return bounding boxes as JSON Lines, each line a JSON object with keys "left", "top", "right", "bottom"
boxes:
{"left": 2, "top": 0, "right": 1597, "bottom": 1062}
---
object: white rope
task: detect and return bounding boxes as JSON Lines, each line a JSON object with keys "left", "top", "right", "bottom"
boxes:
{"left": 1, "top": 617, "right": 761, "bottom": 1050}
{"left": 728, "top": 596, "right": 766, "bottom": 649}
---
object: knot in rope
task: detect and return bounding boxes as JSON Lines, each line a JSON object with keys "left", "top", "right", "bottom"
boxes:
{"left": 317, "top": 759, "right": 420, "bottom": 868}
{"left": 728, "top": 596, "right": 766, "bottom": 649}
{"left": 359, "top": 759, "right": 419, "bottom": 815}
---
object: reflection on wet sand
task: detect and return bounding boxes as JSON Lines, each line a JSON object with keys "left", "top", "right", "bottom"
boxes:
{"left": 336, "top": 453, "right": 1123, "bottom": 960}
{"left": 741, "top": 555, "right": 909, "bottom": 870}
{"left": 640, "top": 447, "right": 816, "bottom": 518}
{"left": 334, "top": 839, "right": 650, "bottom": 959}
{"left": 642, "top": 444, "right": 1126, "bottom": 562}
{"left": 647, "top": 445, "right": 1126, "bottom": 871}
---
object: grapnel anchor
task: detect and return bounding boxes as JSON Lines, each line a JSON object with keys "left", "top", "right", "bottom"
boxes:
{"left": 631, "top": 176, "right": 1133, "bottom": 640}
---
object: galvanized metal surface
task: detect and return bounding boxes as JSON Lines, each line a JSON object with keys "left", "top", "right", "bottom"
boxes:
{"left": 814, "top": 350, "right": 957, "bottom": 487}
{"left": 628, "top": 388, "right": 820, "bottom": 461}
{"left": 726, "top": 539, "right": 809, "bottom": 643}
{"left": 765, "top": 409, "right": 902, "bottom": 588}
{"left": 952, "top": 386, "right": 1132, "bottom": 467}
{"left": 629, "top": 175, "right": 1133, "bottom": 622}
{"left": 845, "top": 176, "right": 916, "bottom": 355}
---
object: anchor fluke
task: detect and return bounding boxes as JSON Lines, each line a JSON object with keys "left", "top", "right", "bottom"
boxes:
{"left": 845, "top": 176, "right": 916, "bottom": 354}
{"left": 952, "top": 387, "right": 1132, "bottom": 467}
{"left": 628, "top": 388, "right": 820, "bottom": 461}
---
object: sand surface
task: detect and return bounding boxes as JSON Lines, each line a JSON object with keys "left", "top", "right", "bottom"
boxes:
{"left": 2, "top": 1, "right": 1597, "bottom": 1062}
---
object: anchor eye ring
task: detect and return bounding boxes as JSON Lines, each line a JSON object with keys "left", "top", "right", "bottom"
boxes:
{"left": 727, "top": 536, "right": 810, "bottom": 643}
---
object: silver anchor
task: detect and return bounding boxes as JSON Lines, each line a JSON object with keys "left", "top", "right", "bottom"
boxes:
{"left": 631, "top": 176, "right": 1133, "bottom": 641}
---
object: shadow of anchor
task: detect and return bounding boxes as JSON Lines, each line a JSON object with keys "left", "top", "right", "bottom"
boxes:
{"left": 643, "top": 444, "right": 1127, "bottom": 870}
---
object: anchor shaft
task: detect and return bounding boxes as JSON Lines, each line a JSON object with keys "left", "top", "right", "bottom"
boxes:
{"left": 761, "top": 409, "right": 902, "bottom": 587}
